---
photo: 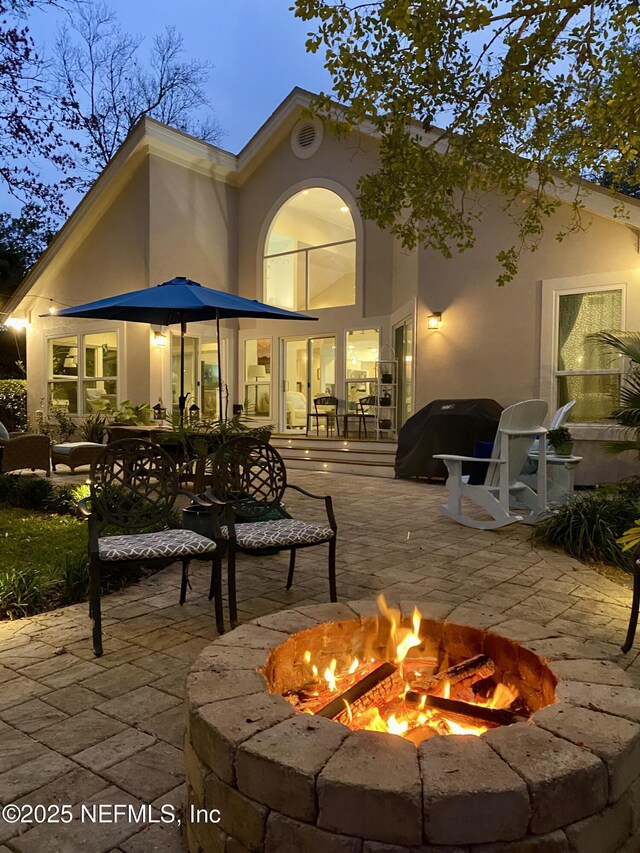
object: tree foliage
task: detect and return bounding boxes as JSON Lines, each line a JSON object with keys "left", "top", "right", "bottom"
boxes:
{"left": 0, "top": 0, "right": 75, "bottom": 214}
{"left": 293, "top": 0, "right": 640, "bottom": 283}
{"left": 53, "top": 1, "right": 222, "bottom": 180}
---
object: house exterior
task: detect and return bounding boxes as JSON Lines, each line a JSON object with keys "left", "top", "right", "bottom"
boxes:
{"left": 5, "top": 88, "right": 640, "bottom": 484}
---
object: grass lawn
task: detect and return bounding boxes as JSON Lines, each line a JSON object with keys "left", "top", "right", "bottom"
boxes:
{"left": 0, "top": 506, "right": 88, "bottom": 619}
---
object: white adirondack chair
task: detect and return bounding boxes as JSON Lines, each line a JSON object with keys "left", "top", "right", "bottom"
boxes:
{"left": 435, "top": 399, "right": 549, "bottom": 530}
{"left": 524, "top": 399, "right": 580, "bottom": 507}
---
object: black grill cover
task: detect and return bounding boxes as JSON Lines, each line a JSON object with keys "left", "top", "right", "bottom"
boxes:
{"left": 394, "top": 398, "right": 503, "bottom": 480}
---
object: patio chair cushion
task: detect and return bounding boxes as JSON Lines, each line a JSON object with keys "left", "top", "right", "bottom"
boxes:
{"left": 220, "top": 518, "right": 334, "bottom": 549}
{"left": 98, "top": 528, "right": 216, "bottom": 562}
{"left": 53, "top": 441, "right": 103, "bottom": 455}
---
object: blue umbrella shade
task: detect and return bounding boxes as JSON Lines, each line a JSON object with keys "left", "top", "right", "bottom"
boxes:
{"left": 54, "top": 277, "right": 317, "bottom": 422}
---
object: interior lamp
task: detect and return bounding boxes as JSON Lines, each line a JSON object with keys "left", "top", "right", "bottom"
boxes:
{"left": 427, "top": 312, "right": 442, "bottom": 330}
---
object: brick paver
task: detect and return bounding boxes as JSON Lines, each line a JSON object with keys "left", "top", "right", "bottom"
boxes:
{"left": 0, "top": 471, "right": 638, "bottom": 851}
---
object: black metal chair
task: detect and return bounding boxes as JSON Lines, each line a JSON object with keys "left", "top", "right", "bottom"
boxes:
{"left": 207, "top": 436, "right": 337, "bottom": 629}
{"left": 622, "top": 560, "right": 640, "bottom": 653}
{"left": 79, "top": 439, "right": 223, "bottom": 656}
{"left": 307, "top": 395, "right": 340, "bottom": 437}
{"left": 356, "top": 395, "right": 377, "bottom": 438}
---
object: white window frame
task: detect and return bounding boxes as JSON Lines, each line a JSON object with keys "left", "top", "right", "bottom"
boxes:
{"left": 46, "top": 329, "right": 120, "bottom": 416}
{"left": 259, "top": 180, "right": 363, "bottom": 313}
{"left": 541, "top": 276, "right": 626, "bottom": 427}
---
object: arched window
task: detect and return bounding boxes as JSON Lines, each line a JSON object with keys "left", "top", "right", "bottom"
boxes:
{"left": 264, "top": 187, "right": 356, "bottom": 311}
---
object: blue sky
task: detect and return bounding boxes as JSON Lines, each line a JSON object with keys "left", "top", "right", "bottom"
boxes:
{"left": 31, "top": 0, "right": 333, "bottom": 154}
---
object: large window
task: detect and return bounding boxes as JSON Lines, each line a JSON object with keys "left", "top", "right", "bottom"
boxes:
{"left": 48, "top": 332, "right": 118, "bottom": 415}
{"left": 556, "top": 288, "right": 623, "bottom": 422}
{"left": 264, "top": 187, "right": 356, "bottom": 311}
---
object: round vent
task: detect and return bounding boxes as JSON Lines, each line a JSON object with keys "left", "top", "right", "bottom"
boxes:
{"left": 291, "top": 117, "right": 323, "bottom": 159}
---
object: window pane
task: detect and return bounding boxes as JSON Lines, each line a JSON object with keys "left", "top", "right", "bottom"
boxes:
{"left": 48, "top": 381, "right": 78, "bottom": 414}
{"left": 200, "top": 340, "right": 220, "bottom": 420}
{"left": 84, "top": 332, "right": 117, "bottom": 378}
{"left": 308, "top": 242, "right": 356, "bottom": 309}
{"left": 244, "top": 339, "right": 271, "bottom": 417}
{"left": 558, "top": 374, "right": 620, "bottom": 423}
{"left": 49, "top": 336, "right": 78, "bottom": 378}
{"left": 558, "top": 290, "right": 622, "bottom": 370}
{"left": 346, "top": 329, "right": 379, "bottom": 378}
{"left": 265, "top": 254, "right": 305, "bottom": 310}
{"left": 83, "top": 380, "right": 117, "bottom": 412}
{"left": 266, "top": 188, "right": 355, "bottom": 254}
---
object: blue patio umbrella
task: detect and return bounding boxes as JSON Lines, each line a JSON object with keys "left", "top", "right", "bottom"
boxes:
{"left": 53, "top": 277, "right": 316, "bottom": 424}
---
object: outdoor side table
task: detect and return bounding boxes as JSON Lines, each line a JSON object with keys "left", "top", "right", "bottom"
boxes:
{"left": 52, "top": 442, "right": 104, "bottom": 473}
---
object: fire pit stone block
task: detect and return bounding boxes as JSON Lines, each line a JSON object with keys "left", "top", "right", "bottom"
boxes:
{"left": 484, "top": 722, "right": 608, "bottom": 834}
{"left": 420, "top": 735, "right": 530, "bottom": 845}
{"left": 533, "top": 703, "right": 640, "bottom": 804}
{"left": 205, "top": 771, "right": 268, "bottom": 850}
{"left": 236, "top": 713, "right": 349, "bottom": 822}
{"left": 265, "top": 812, "right": 362, "bottom": 853}
{"left": 189, "top": 692, "right": 295, "bottom": 784}
{"left": 556, "top": 681, "right": 640, "bottom": 725}
{"left": 548, "top": 658, "right": 634, "bottom": 687}
{"left": 317, "top": 729, "right": 422, "bottom": 846}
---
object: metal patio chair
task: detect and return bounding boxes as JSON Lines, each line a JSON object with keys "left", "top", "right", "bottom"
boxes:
{"left": 79, "top": 439, "right": 223, "bottom": 656}
{"left": 207, "top": 436, "right": 337, "bottom": 629}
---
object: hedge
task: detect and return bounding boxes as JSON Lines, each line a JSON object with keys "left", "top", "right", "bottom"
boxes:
{"left": 0, "top": 380, "right": 27, "bottom": 432}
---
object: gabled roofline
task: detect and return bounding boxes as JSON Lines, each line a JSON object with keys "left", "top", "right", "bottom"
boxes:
{"left": 7, "top": 88, "right": 640, "bottom": 316}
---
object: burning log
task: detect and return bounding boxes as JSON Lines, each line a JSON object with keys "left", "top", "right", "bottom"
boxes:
{"left": 410, "top": 654, "right": 495, "bottom": 697}
{"left": 316, "top": 662, "right": 403, "bottom": 724}
{"left": 406, "top": 692, "right": 527, "bottom": 727}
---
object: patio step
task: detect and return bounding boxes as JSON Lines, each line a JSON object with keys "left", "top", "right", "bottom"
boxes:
{"left": 270, "top": 435, "right": 397, "bottom": 478}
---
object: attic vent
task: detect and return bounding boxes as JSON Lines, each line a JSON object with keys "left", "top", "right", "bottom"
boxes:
{"left": 291, "top": 117, "right": 323, "bottom": 159}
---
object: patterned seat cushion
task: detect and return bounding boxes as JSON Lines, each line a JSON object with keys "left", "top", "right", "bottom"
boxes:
{"left": 98, "top": 528, "right": 216, "bottom": 562}
{"left": 220, "top": 518, "right": 334, "bottom": 549}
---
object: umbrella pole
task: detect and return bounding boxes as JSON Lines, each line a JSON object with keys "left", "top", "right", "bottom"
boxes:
{"left": 179, "top": 317, "right": 186, "bottom": 427}
{"left": 216, "top": 309, "right": 224, "bottom": 422}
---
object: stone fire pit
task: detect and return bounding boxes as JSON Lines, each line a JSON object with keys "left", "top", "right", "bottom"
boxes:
{"left": 185, "top": 601, "right": 640, "bottom": 853}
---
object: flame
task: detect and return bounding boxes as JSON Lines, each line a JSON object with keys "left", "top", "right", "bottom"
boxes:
{"left": 285, "top": 597, "right": 523, "bottom": 742}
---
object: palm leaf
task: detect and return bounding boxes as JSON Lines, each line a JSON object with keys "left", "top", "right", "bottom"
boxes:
{"left": 590, "top": 331, "right": 640, "bottom": 365}
{"left": 605, "top": 439, "right": 640, "bottom": 456}
{"left": 617, "top": 521, "right": 640, "bottom": 552}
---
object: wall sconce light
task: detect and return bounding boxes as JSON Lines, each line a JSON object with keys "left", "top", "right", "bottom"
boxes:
{"left": 189, "top": 402, "right": 200, "bottom": 421}
{"left": 153, "top": 331, "right": 167, "bottom": 347}
{"left": 5, "top": 317, "right": 30, "bottom": 331}
{"left": 48, "top": 300, "right": 57, "bottom": 315}
{"left": 427, "top": 312, "right": 442, "bottom": 330}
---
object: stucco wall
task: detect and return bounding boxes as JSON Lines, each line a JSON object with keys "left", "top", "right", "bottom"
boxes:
{"left": 414, "top": 192, "right": 640, "bottom": 483}
{"left": 23, "top": 160, "right": 152, "bottom": 421}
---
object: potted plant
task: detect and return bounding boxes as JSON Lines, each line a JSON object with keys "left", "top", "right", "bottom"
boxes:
{"left": 380, "top": 364, "right": 394, "bottom": 383}
{"left": 379, "top": 391, "right": 392, "bottom": 407}
{"left": 547, "top": 426, "right": 573, "bottom": 457}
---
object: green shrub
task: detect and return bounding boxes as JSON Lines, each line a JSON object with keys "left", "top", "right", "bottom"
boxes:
{"left": 0, "top": 474, "right": 54, "bottom": 510}
{"left": 532, "top": 478, "right": 640, "bottom": 571}
{"left": 0, "top": 379, "right": 27, "bottom": 432}
{"left": 0, "top": 564, "right": 52, "bottom": 619}
{"left": 79, "top": 413, "right": 108, "bottom": 443}
{"left": 46, "top": 483, "right": 91, "bottom": 515}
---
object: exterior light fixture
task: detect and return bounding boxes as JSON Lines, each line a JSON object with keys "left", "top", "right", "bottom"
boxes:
{"left": 153, "top": 331, "right": 167, "bottom": 347}
{"left": 189, "top": 402, "right": 200, "bottom": 421}
{"left": 48, "top": 300, "right": 56, "bottom": 315}
{"left": 427, "top": 312, "right": 442, "bottom": 330}
{"left": 5, "top": 317, "right": 29, "bottom": 331}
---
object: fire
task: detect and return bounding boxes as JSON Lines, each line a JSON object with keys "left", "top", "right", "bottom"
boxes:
{"left": 287, "top": 596, "right": 524, "bottom": 744}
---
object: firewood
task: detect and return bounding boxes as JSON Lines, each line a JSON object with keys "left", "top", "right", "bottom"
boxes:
{"left": 410, "top": 654, "right": 495, "bottom": 696}
{"left": 409, "top": 693, "right": 527, "bottom": 727}
{"left": 316, "top": 662, "right": 403, "bottom": 722}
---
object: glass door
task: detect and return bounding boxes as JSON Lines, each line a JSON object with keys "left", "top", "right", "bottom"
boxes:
{"left": 171, "top": 335, "right": 198, "bottom": 415}
{"left": 281, "top": 335, "right": 337, "bottom": 433}
{"left": 394, "top": 319, "right": 414, "bottom": 428}
{"left": 200, "top": 339, "right": 220, "bottom": 420}
{"left": 282, "top": 339, "right": 309, "bottom": 432}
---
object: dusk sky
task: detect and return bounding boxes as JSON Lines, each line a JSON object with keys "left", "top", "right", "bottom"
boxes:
{"left": 31, "top": 0, "right": 334, "bottom": 154}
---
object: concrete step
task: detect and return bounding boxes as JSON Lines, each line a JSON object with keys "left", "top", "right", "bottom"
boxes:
{"left": 271, "top": 435, "right": 397, "bottom": 478}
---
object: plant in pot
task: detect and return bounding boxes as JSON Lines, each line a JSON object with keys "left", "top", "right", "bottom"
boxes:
{"left": 380, "top": 363, "right": 394, "bottom": 383}
{"left": 547, "top": 426, "right": 573, "bottom": 457}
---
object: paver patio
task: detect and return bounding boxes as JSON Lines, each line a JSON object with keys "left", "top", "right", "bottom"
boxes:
{"left": 0, "top": 470, "right": 638, "bottom": 852}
